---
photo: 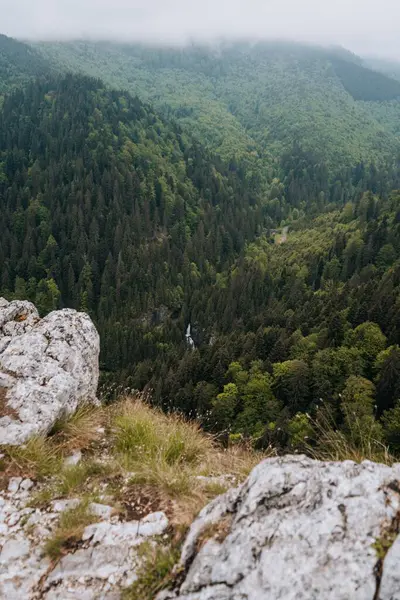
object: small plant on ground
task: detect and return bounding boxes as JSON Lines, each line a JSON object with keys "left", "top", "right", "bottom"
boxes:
{"left": 44, "top": 500, "right": 99, "bottom": 561}
{"left": 56, "top": 459, "right": 115, "bottom": 497}
{"left": 196, "top": 516, "right": 233, "bottom": 551}
{"left": 203, "top": 481, "right": 229, "bottom": 498}
{"left": 372, "top": 511, "right": 400, "bottom": 589}
{"left": 373, "top": 532, "right": 398, "bottom": 560}
{"left": 27, "top": 459, "right": 117, "bottom": 508}
{"left": 28, "top": 486, "right": 55, "bottom": 509}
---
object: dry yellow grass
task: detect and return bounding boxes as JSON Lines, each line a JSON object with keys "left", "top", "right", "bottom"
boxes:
{"left": 2, "top": 404, "right": 107, "bottom": 481}
{"left": 110, "top": 397, "right": 267, "bottom": 523}
{"left": 3, "top": 436, "right": 63, "bottom": 479}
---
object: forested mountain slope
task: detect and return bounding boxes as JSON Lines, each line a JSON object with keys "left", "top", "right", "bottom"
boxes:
{"left": 358, "top": 56, "right": 400, "bottom": 138}
{"left": 0, "top": 73, "right": 272, "bottom": 379}
{"left": 0, "top": 34, "right": 50, "bottom": 92}
{"left": 35, "top": 40, "right": 400, "bottom": 171}
{"left": 2, "top": 71, "right": 400, "bottom": 454}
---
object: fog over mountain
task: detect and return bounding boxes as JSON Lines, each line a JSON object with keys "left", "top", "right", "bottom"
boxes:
{"left": 1, "top": 0, "right": 399, "bottom": 60}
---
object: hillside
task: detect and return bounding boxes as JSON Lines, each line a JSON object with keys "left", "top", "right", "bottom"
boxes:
{"left": 330, "top": 56, "right": 400, "bottom": 101}
{"left": 2, "top": 68, "right": 400, "bottom": 455}
{"left": 3, "top": 37, "right": 400, "bottom": 596}
{"left": 2, "top": 37, "right": 400, "bottom": 457}
{"left": 150, "top": 184, "right": 400, "bottom": 454}
{"left": 34, "top": 39, "right": 400, "bottom": 171}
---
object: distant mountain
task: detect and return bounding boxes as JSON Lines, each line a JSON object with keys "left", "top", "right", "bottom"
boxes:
{"left": 0, "top": 34, "right": 50, "bottom": 91}
{"left": 34, "top": 39, "right": 400, "bottom": 171}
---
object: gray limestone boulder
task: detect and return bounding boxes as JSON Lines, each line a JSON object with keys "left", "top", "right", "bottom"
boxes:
{"left": 0, "top": 298, "right": 100, "bottom": 445}
{"left": 161, "top": 455, "right": 400, "bottom": 600}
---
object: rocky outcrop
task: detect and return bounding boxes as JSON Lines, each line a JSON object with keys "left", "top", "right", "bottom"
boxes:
{"left": 0, "top": 477, "right": 169, "bottom": 599}
{"left": 162, "top": 455, "right": 400, "bottom": 600}
{"left": 0, "top": 298, "right": 100, "bottom": 445}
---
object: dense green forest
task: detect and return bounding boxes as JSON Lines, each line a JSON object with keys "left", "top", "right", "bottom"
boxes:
{"left": 160, "top": 188, "right": 400, "bottom": 450}
{"left": 3, "top": 34, "right": 400, "bottom": 455}
{"left": 0, "top": 73, "right": 270, "bottom": 373}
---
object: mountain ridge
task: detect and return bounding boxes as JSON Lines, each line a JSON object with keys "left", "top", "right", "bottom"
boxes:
{"left": 31, "top": 38, "right": 400, "bottom": 170}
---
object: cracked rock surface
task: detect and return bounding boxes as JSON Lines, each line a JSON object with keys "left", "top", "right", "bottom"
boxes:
{"left": 0, "top": 476, "right": 169, "bottom": 599}
{"left": 161, "top": 455, "right": 400, "bottom": 600}
{"left": 0, "top": 298, "right": 100, "bottom": 445}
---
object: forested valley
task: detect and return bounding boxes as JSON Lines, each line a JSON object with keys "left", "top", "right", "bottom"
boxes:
{"left": 2, "top": 34, "right": 400, "bottom": 456}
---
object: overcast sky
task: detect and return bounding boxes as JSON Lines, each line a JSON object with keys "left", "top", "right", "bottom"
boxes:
{"left": 1, "top": 0, "right": 399, "bottom": 59}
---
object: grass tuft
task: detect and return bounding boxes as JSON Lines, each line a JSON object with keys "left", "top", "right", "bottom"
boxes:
{"left": 308, "top": 409, "right": 394, "bottom": 465}
{"left": 56, "top": 460, "right": 115, "bottom": 497}
{"left": 3, "top": 436, "right": 62, "bottom": 479}
{"left": 27, "top": 460, "right": 117, "bottom": 509}
{"left": 28, "top": 486, "right": 56, "bottom": 509}
{"left": 1, "top": 404, "right": 105, "bottom": 482}
{"left": 113, "top": 399, "right": 210, "bottom": 466}
{"left": 203, "top": 481, "right": 229, "bottom": 498}
{"left": 122, "top": 540, "right": 182, "bottom": 600}
{"left": 49, "top": 404, "right": 105, "bottom": 451}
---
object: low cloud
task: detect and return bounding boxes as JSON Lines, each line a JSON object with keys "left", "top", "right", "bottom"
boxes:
{"left": 1, "top": 0, "right": 399, "bottom": 59}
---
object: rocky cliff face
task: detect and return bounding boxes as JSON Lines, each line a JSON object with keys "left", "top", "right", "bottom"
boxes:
{"left": 162, "top": 455, "right": 400, "bottom": 600}
{"left": 0, "top": 298, "right": 100, "bottom": 445}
